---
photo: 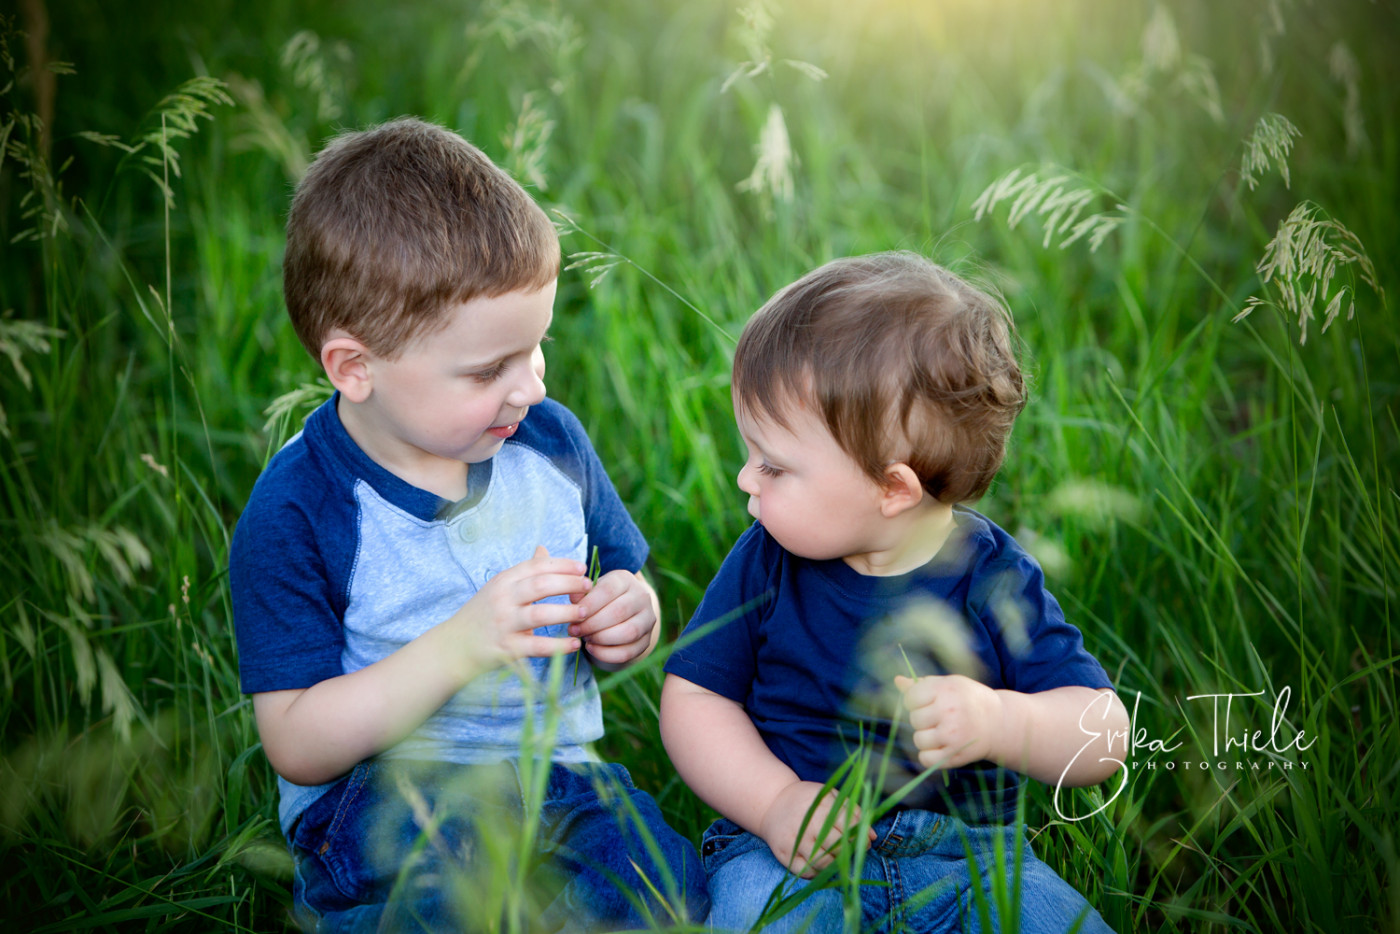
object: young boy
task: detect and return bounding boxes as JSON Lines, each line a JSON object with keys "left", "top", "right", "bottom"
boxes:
{"left": 230, "top": 117, "right": 707, "bottom": 932}
{"left": 661, "top": 253, "right": 1129, "bottom": 933}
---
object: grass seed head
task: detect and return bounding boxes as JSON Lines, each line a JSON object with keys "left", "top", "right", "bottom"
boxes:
{"left": 1241, "top": 113, "right": 1302, "bottom": 191}
{"left": 1239, "top": 200, "right": 1383, "bottom": 344}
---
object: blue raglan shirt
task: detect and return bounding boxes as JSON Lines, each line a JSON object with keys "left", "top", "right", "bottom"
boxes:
{"left": 664, "top": 509, "right": 1113, "bottom": 822}
{"left": 230, "top": 394, "right": 647, "bottom": 835}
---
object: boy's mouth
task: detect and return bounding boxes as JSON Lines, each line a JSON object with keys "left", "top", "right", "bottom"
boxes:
{"left": 488, "top": 410, "right": 526, "bottom": 439}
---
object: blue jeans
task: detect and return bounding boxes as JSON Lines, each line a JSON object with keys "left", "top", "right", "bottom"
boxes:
{"left": 701, "top": 810, "right": 1113, "bottom": 933}
{"left": 289, "top": 759, "right": 708, "bottom": 932}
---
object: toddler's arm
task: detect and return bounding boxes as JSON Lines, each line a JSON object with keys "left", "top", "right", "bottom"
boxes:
{"left": 255, "top": 547, "right": 592, "bottom": 786}
{"left": 895, "top": 675, "right": 1129, "bottom": 786}
{"left": 661, "top": 674, "right": 872, "bottom": 878}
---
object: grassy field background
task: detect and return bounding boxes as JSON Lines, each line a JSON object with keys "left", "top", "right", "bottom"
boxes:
{"left": 1, "top": 0, "right": 1396, "bottom": 930}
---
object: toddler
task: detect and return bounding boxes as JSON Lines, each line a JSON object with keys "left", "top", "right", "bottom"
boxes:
{"left": 661, "top": 252, "right": 1127, "bottom": 933}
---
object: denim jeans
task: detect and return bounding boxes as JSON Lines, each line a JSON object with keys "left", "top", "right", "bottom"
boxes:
{"left": 701, "top": 810, "right": 1113, "bottom": 934}
{"left": 289, "top": 759, "right": 709, "bottom": 932}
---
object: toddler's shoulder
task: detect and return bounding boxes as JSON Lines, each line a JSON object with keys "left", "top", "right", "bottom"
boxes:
{"left": 710, "top": 521, "right": 789, "bottom": 602}
{"left": 948, "top": 506, "right": 1017, "bottom": 564}
{"left": 947, "top": 506, "right": 1045, "bottom": 594}
{"left": 957, "top": 504, "right": 1039, "bottom": 553}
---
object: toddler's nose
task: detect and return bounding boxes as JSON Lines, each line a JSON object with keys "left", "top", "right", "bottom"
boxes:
{"left": 736, "top": 462, "right": 759, "bottom": 497}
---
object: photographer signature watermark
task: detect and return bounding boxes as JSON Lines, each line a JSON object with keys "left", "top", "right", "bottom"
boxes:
{"left": 1055, "top": 687, "right": 1316, "bottom": 821}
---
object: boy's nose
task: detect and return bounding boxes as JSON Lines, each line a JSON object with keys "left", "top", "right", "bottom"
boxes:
{"left": 510, "top": 349, "right": 547, "bottom": 407}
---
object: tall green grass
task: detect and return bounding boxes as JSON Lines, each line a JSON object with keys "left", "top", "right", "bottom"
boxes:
{"left": 1, "top": 0, "right": 1396, "bottom": 929}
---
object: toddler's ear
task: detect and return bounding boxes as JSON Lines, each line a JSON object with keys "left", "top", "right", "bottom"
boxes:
{"left": 321, "top": 336, "right": 373, "bottom": 403}
{"left": 879, "top": 463, "right": 925, "bottom": 518}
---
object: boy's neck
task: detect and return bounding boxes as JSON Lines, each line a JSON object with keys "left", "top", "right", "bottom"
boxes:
{"left": 337, "top": 397, "right": 471, "bottom": 502}
{"left": 843, "top": 500, "right": 957, "bottom": 578}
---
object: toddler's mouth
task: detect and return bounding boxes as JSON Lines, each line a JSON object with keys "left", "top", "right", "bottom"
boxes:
{"left": 488, "top": 422, "right": 519, "bottom": 440}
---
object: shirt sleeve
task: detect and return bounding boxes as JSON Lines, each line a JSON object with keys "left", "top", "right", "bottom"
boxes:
{"left": 663, "top": 522, "right": 776, "bottom": 703}
{"left": 229, "top": 485, "right": 348, "bottom": 694}
{"left": 546, "top": 402, "right": 649, "bottom": 575}
{"left": 972, "top": 546, "right": 1113, "bottom": 694}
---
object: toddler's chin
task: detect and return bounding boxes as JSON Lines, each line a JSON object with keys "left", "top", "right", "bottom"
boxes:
{"left": 765, "top": 527, "right": 840, "bottom": 563}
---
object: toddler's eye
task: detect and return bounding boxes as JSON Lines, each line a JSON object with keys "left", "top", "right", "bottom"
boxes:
{"left": 757, "top": 463, "right": 784, "bottom": 478}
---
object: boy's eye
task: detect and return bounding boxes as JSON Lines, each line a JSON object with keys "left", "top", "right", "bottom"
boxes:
{"left": 471, "top": 362, "right": 507, "bottom": 383}
{"left": 757, "top": 463, "right": 784, "bottom": 478}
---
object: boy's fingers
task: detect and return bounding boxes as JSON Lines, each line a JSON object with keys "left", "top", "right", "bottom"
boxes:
{"left": 572, "top": 570, "right": 630, "bottom": 617}
{"left": 516, "top": 601, "right": 590, "bottom": 631}
{"left": 580, "top": 643, "right": 622, "bottom": 665}
{"left": 514, "top": 572, "right": 592, "bottom": 605}
{"left": 580, "top": 638, "right": 644, "bottom": 665}
{"left": 568, "top": 602, "right": 619, "bottom": 637}
{"left": 580, "top": 618, "right": 646, "bottom": 646}
{"left": 507, "top": 546, "right": 586, "bottom": 578}
{"left": 525, "top": 556, "right": 589, "bottom": 576}
{"left": 516, "top": 634, "right": 582, "bottom": 658}
{"left": 569, "top": 597, "right": 640, "bottom": 637}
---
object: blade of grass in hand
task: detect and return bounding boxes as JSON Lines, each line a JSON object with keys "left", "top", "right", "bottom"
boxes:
{"left": 574, "top": 545, "right": 602, "bottom": 686}
{"left": 898, "top": 643, "right": 918, "bottom": 680}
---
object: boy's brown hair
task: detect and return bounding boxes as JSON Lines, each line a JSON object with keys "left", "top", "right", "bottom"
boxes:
{"left": 283, "top": 117, "right": 559, "bottom": 359}
{"left": 732, "top": 252, "right": 1026, "bottom": 504}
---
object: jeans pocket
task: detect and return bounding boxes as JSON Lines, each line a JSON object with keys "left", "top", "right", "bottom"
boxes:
{"left": 875, "top": 808, "right": 949, "bottom": 857}
{"left": 587, "top": 761, "right": 636, "bottom": 796}
{"left": 293, "top": 761, "right": 380, "bottom": 905}
{"left": 699, "top": 817, "right": 751, "bottom": 875}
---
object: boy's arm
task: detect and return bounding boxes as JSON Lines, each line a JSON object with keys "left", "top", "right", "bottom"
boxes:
{"left": 661, "top": 674, "right": 871, "bottom": 878}
{"left": 895, "top": 676, "right": 1129, "bottom": 786}
{"left": 256, "top": 548, "right": 591, "bottom": 786}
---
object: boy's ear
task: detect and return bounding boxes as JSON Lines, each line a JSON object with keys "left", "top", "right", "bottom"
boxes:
{"left": 879, "top": 463, "right": 925, "bottom": 518}
{"left": 321, "top": 336, "right": 374, "bottom": 403}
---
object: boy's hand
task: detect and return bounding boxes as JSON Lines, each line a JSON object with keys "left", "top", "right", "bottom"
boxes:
{"left": 453, "top": 546, "right": 592, "bottom": 673}
{"left": 895, "top": 674, "right": 1003, "bottom": 770}
{"left": 759, "top": 781, "right": 874, "bottom": 879}
{"left": 567, "top": 569, "right": 657, "bottom": 668}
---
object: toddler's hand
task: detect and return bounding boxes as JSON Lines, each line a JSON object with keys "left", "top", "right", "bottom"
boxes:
{"left": 894, "top": 674, "right": 1003, "bottom": 770}
{"left": 567, "top": 568, "right": 657, "bottom": 668}
{"left": 759, "top": 781, "right": 874, "bottom": 879}
{"left": 454, "top": 546, "right": 592, "bottom": 672}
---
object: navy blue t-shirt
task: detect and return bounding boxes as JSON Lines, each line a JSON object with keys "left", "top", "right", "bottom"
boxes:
{"left": 664, "top": 508, "right": 1112, "bottom": 821}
